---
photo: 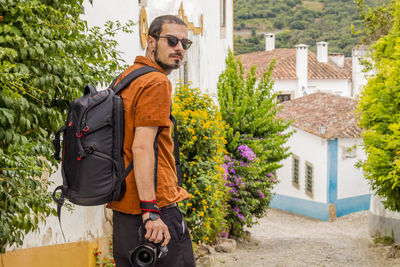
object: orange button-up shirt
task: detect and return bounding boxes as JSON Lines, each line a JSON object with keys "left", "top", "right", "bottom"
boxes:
{"left": 106, "top": 56, "right": 190, "bottom": 214}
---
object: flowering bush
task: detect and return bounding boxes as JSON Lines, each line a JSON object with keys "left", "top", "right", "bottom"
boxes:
{"left": 173, "top": 83, "right": 228, "bottom": 244}
{"left": 223, "top": 145, "right": 278, "bottom": 237}
{"left": 217, "top": 50, "right": 292, "bottom": 237}
{"left": 94, "top": 247, "right": 115, "bottom": 267}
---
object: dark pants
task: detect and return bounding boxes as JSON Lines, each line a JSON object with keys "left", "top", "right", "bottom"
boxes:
{"left": 113, "top": 207, "right": 196, "bottom": 267}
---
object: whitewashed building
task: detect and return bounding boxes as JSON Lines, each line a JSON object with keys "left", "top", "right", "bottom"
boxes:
{"left": 83, "top": 0, "right": 233, "bottom": 95}
{"left": 239, "top": 34, "right": 370, "bottom": 101}
{"left": 272, "top": 92, "right": 371, "bottom": 221}
{"left": 3, "top": 1, "right": 233, "bottom": 266}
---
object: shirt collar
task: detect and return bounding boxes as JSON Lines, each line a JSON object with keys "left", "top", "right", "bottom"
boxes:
{"left": 134, "top": 56, "right": 165, "bottom": 73}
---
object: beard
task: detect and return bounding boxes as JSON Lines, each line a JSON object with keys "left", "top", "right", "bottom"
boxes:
{"left": 154, "top": 44, "right": 182, "bottom": 72}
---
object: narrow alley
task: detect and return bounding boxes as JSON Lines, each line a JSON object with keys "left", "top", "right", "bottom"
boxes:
{"left": 213, "top": 209, "right": 400, "bottom": 267}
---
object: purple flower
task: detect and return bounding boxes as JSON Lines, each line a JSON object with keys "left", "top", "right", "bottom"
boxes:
{"left": 257, "top": 189, "right": 264, "bottom": 199}
{"left": 237, "top": 213, "right": 246, "bottom": 222}
{"left": 267, "top": 173, "right": 272, "bottom": 177}
{"left": 239, "top": 161, "right": 247, "bottom": 167}
{"left": 233, "top": 206, "right": 240, "bottom": 213}
{"left": 230, "top": 168, "right": 236, "bottom": 174}
{"left": 233, "top": 197, "right": 241, "bottom": 203}
{"left": 222, "top": 164, "right": 228, "bottom": 173}
{"left": 218, "top": 231, "right": 228, "bottom": 238}
{"left": 238, "top": 145, "right": 257, "bottom": 161}
{"left": 230, "top": 188, "right": 238, "bottom": 195}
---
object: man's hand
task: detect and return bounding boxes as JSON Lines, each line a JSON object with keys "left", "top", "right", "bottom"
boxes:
{"left": 143, "top": 215, "right": 171, "bottom": 247}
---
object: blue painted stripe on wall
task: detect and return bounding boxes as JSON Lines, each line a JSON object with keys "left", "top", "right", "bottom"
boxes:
{"left": 335, "top": 194, "right": 371, "bottom": 217}
{"left": 270, "top": 194, "right": 330, "bottom": 221}
{"left": 327, "top": 139, "right": 338, "bottom": 203}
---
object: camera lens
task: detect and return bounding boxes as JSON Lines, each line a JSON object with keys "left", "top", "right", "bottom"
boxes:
{"left": 138, "top": 250, "right": 152, "bottom": 264}
{"left": 131, "top": 245, "right": 156, "bottom": 267}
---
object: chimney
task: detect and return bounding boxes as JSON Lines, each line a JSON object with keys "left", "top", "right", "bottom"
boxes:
{"left": 265, "top": 33, "right": 275, "bottom": 51}
{"left": 317, "top": 41, "right": 328, "bottom": 63}
{"left": 329, "top": 53, "right": 344, "bottom": 68}
{"left": 352, "top": 45, "right": 370, "bottom": 97}
{"left": 296, "top": 44, "right": 308, "bottom": 97}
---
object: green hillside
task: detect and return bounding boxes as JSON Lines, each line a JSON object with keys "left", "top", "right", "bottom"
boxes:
{"left": 234, "top": 0, "right": 385, "bottom": 56}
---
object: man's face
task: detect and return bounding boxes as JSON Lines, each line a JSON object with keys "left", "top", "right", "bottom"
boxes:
{"left": 153, "top": 23, "right": 188, "bottom": 72}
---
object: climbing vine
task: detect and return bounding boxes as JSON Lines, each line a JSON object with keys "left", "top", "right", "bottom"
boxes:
{"left": 0, "top": 0, "right": 133, "bottom": 253}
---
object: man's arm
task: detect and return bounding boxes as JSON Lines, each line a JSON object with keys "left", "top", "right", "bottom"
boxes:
{"left": 132, "top": 126, "right": 171, "bottom": 246}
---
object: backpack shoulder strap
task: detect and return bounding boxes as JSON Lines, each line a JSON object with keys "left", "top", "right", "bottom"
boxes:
{"left": 170, "top": 109, "right": 183, "bottom": 186}
{"left": 112, "top": 66, "right": 160, "bottom": 95}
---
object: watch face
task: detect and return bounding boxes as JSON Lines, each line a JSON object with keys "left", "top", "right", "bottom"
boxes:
{"left": 149, "top": 212, "right": 160, "bottom": 221}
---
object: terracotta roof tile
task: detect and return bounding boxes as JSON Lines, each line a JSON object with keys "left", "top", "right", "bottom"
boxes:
{"left": 238, "top": 49, "right": 349, "bottom": 80}
{"left": 276, "top": 92, "right": 362, "bottom": 139}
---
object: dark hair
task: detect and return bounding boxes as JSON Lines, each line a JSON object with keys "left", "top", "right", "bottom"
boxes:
{"left": 148, "top": 15, "right": 186, "bottom": 38}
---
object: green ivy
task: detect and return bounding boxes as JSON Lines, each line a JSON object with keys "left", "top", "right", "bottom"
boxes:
{"left": 0, "top": 0, "right": 133, "bottom": 253}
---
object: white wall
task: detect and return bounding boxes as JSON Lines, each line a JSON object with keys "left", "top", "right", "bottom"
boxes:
{"left": 352, "top": 47, "right": 368, "bottom": 98}
{"left": 370, "top": 195, "right": 400, "bottom": 221}
{"left": 273, "top": 79, "right": 350, "bottom": 99}
{"left": 337, "top": 138, "right": 370, "bottom": 199}
{"left": 273, "top": 80, "right": 296, "bottom": 96}
{"left": 7, "top": 168, "right": 112, "bottom": 250}
{"left": 82, "top": 0, "right": 233, "bottom": 96}
{"left": 308, "top": 79, "right": 350, "bottom": 97}
{"left": 276, "top": 127, "right": 328, "bottom": 203}
{"left": 370, "top": 194, "right": 400, "bottom": 242}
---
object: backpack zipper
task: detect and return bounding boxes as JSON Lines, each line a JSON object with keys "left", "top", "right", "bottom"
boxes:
{"left": 75, "top": 90, "right": 110, "bottom": 160}
{"left": 78, "top": 90, "right": 111, "bottom": 135}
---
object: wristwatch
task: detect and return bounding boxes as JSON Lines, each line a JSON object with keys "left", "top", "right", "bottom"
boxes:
{"left": 148, "top": 211, "right": 161, "bottom": 221}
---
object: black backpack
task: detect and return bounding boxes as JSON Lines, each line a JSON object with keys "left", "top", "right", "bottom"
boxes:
{"left": 52, "top": 66, "right": 183, "bottom": 233}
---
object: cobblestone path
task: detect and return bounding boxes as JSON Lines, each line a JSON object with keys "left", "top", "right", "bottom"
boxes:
{"left": 213, "top": 209, "right": 400, "bottom": 267}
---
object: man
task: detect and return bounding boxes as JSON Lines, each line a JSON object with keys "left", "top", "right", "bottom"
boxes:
{"left": 106, "top": 15, "right": 196, "bottom": 267}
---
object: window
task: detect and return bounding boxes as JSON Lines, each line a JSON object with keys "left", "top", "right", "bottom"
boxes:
{"left": 278, "top": 94, "right": 291, "bottom": 103}
{"left": 305, "top": 161, "right": 314, "bottom": 198}
{"left": 220, "top": 0, "right": 227, "bottom": 38}
{"left": 179, "top": 61, "right": 189, "bottom": 85}
{"left": 292, "top": 155, "right": 300, "bottom": 188}
{"left": 138, "top": 0, "right": 147, "bottom": 6}
{"left": 221, "top": 0, "right": 226, "bottom": 27}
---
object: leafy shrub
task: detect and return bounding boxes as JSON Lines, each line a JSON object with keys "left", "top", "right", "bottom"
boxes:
{"left": 217, "top": 50, "right": 292, "bottom": 236}
{"left": 172, "top": 83, "right": 228, "bottom": 244}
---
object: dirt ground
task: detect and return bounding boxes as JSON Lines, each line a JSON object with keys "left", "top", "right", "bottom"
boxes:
{"left": 212, "top": 209, "right": 400, "bottom": 267}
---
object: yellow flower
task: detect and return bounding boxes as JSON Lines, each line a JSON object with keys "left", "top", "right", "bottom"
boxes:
{"left": 199, "top": 211, "right": 204, "bottom": 216}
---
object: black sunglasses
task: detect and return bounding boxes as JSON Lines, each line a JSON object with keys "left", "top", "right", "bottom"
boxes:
{"left": 155, "top": 35, "right": 192, "bottom": 50}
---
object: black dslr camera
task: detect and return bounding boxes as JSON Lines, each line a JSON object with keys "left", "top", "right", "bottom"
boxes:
{"left": 129, "top": 219, "right": 168, "bottom": 267}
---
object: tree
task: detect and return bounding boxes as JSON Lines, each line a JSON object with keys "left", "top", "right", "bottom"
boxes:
{"left": 0, "top": 0, "right": 133, "bottom": 253}
{"left": 357, "top": 1, "right": 400, "bottom": 211}
{"left": 217, "top": 50, "right": 293, "bottom": 236}
{"left": 355, "top": 0, "right": 395, "bottom": 44}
